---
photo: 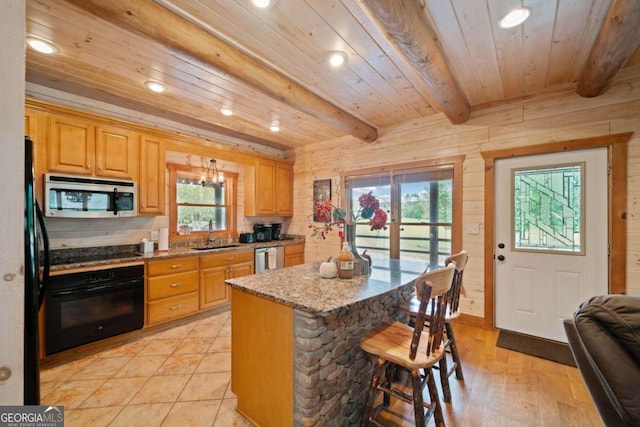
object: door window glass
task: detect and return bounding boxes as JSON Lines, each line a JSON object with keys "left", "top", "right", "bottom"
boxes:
{"left": 399, "top": 178, "right": 453, "bottom": 267}
{"left": 349, "top": 181, "right": 391, "bottom": 259}
{"left": 512, "top": 163, "right": 584, "bottom": 254}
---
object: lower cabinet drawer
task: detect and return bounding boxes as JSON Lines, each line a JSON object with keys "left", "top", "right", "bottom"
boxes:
{"left": 148, "top": 271, "right": 199, "bottom": 300}
{"left": 147, "top": 291, "right": 199, "bottom": 325}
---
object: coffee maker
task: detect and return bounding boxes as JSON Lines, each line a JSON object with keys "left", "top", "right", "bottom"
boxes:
{"left": 253, "top": 224, "right": 272, "bottom": 242}
{"left": 271, "top": 223, "right": 283, "bottom": 240}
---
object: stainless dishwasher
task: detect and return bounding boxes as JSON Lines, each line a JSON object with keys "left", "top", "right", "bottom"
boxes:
{"left": 254, "top": 246, "right": 284, "bottom": 273}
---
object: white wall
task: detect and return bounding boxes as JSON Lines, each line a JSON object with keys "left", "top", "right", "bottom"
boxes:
{"left": 0, "top": 0, "right": 26, "bottom": 404}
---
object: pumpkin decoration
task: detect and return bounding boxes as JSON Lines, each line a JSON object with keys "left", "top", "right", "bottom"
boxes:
{"left": 319, "top": 257, "right": 338, "bottom": 278}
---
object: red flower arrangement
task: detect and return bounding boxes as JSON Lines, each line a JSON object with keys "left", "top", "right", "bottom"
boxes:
{"left": 310, "top": 191, "right": 387, "bottom": 239}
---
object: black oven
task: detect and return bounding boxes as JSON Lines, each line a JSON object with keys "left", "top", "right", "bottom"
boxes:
{"left": 45, "top": 264, "right": 144, "bottom": 355}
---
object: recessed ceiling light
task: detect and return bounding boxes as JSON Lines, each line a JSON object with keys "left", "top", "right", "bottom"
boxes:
{"left": 26, "top": 37, "right": 58, "bottom": 54}
{"left": 220, "top": 106, "right": 233, "bottom": 116}
{"left": 269, "top": 121, "right": 281, "bottom": 132}
{"left": 252, "top": 0, "right": 276, "bottom": 8}
{"left": 144, "top": 81, "right": 167, "bottom": 93}
{"left": 499, "top": 8, "right": 530, "bottom": 29}
{"left": 328, "top": 51, "right": 348, "bottom": 67}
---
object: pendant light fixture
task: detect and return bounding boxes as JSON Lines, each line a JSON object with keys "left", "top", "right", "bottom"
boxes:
{"left": 201, "top": 159, "right": 224, "bottom": 187}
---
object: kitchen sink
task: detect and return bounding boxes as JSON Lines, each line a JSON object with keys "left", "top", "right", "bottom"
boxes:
{"left": 192, "top": 245, "right": 240, "bottom": 251}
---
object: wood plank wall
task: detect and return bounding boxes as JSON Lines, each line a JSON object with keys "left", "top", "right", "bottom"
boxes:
{"left": 287, "top": 68, "right": 640, "bottom": 320}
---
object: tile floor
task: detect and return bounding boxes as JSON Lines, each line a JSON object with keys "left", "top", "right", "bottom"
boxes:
{"left": 40, "top": 310, "right": 252, "bottom": 427}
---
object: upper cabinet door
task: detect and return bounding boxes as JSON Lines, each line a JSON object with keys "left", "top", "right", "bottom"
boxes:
{"left": 275, "top": 163, "right": 293, "bottom": 216}
{"left": 95, "top": 124, "right": 137, "bottom": 179}
{"left": 245, "top": 159, "right": 293, "bottom": 216}
{"left": 255, "top": 160, "right": 277, "bottom": 214}
{"left": 48, "top": 114, "right": 95, "bottom": 175}
{"left": 139, "top": 134, "right": 165, "bottom": 215}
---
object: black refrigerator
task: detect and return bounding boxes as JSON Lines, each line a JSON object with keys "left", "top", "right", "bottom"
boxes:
{"left": 24, "top": 135, "right": 50, "bottom": 404}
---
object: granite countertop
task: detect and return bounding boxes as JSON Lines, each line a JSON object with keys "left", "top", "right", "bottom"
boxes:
{"left": 225, "top": 257, "right": 428, "bottom": 315}
{"left": 48, "top": 237, "right": 305, "bottom": 271}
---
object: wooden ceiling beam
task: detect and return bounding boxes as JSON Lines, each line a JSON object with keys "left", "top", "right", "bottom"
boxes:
{"left": 63, "top": 0, "right": 378, "bottom": 142}
{"left": 577, "top": 0, "right": 640, "bottom": 97}
{"left": 361, "top": 0, "right": 470, "bottom": 124}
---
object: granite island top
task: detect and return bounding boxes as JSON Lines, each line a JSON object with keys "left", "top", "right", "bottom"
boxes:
{"left": 225, "top": 257, "right": 428, "bottom": 315}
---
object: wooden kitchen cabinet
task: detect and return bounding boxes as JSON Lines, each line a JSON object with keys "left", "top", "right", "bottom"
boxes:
{"left": 245, "top": 158, "right": 293, "bottom": 216}
{"left": 48, "top": 114, "right": 95, "bottom": 175}
{"left": 25, "top": 107, "right": 47, "bottom": 206}
{"left": 200, "top": 250, "right": 254, "bottom": 309}
{"left": 138, "top": 134, "right": 165, "bottom": 215}
{"left": 146, "top": 257, "right": 199, "bottom": 325}
{"left": 284, "top": 243, "right": 305, "bottom": 267}
{"left": 48, "top": 114, "right": 137, "bottom": 179}
{"left": 95, "top": 124, "right": 138, "bottom": 179}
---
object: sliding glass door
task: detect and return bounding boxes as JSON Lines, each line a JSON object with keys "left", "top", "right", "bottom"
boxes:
{"left": 346, "top": 161, "right": 460, "bottom": 268}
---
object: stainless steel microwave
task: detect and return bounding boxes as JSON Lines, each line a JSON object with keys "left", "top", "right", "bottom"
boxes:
{"left": 44, "top": 174, "right": 137, "bottom": 218}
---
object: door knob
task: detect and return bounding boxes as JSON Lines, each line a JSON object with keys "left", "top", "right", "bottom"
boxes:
{"left": 497, "top": 255, "right": 505, "bottom": 261}
{"left": 0, "top": 366, "right": 11, "bottom": 382}
{"left": 498, "top": 243, "right": 505, "bottom": 249}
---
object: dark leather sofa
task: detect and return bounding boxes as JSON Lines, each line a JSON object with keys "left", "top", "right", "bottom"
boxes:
{"left": 563, "top": 295, "right": 640, "bottom": 426}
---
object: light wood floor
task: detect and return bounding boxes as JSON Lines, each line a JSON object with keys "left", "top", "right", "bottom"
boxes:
{"left": 40, "top": 311, "right": 602, "bottom": 426}
{"left": 376, "top": 322, "right": 603, "bottom": 426}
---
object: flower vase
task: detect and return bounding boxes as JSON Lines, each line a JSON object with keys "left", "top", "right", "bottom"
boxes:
{"left": 345, "top": 224, "right": 370, "bottom": 276}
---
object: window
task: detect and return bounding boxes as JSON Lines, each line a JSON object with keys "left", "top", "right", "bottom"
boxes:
{"left": 345, "top": 157, "right": 463, "bottom": 268}
{"left": 512, "top": 163, "right": 584, "bottom": 254}
{"left": 168, "top": 164, "right": 237, "bottom": 241}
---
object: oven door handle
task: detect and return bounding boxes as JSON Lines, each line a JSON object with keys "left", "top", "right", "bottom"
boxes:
{"left": 53, "top": 285, "right": 108, "bottom": 296}
{"left": 51, "top": 279, "right": 142, "bottom": 297}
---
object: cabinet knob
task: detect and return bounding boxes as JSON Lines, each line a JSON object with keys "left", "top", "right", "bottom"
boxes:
{"left": 87, "top": 164, "right": 92, "bottom": 170}
{"left": 169, "top": 282, "right": 182, "bottom": 288}
{"left": 169, "top": 304, "right": 182, "bottom": 311}
{"left": 170, "top": 264, "right": 182, "bottom": 269}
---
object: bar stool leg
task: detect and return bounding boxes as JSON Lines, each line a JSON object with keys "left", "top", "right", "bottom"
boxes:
{"left": 411, "top": 369, "right": 426, "bottom": 426}
{"left": 445, "top": 322, "right": 464, "bottom": 380}
{"left": 425, "top": 367, "right": 445, "bottom": 427}
{"left": 360, "top": 359, "right": 387, "bottom": 427}
{"left": 437, "top": 354, "right": 452, "bottom": 402}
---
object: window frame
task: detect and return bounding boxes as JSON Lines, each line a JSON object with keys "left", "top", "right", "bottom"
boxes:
{"left": 343, "top": 156, "right": 464, "bottom": 261}
{"left": 168, "top": 163, "right": 238, "bottom": 243}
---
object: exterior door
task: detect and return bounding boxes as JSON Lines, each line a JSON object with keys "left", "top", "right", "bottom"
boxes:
{"left": 495, "top": 148, "right": 608, "bottom": 342}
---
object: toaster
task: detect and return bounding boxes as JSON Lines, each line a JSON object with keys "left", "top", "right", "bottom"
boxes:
{"left": 239, "top": 232, "right": 255, "bottom": 243}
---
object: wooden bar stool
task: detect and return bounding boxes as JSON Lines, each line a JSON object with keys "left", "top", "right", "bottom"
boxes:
{"left": 400, "top": 250, "right": 469, "bottom": 403}
{"left": 359, "top": 264, "right": 455, "bottom": 427}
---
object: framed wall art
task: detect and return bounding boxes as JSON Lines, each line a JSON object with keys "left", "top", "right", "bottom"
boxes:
{"left": 313, "top": 179, "right": 332, "bottom": 222}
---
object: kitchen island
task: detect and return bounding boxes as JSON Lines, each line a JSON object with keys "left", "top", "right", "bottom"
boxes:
{"left": 225, "top": 258, "right": 427, "bottom": 427}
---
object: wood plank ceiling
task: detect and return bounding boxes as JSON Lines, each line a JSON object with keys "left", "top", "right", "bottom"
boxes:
{"left": 25, "top": 0, "right": 640, "bottom": 151}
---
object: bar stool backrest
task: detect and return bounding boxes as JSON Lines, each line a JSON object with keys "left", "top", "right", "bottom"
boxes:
{"left": 410, "top": 264, "right": 456, "bottom": 360}
{"left": 444, "top": 250, "right": 469, "bottom": 317}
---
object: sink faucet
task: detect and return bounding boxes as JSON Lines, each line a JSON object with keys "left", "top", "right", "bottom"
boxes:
{"left": 207, "top": 219, "right": 215, "bottom": 246}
